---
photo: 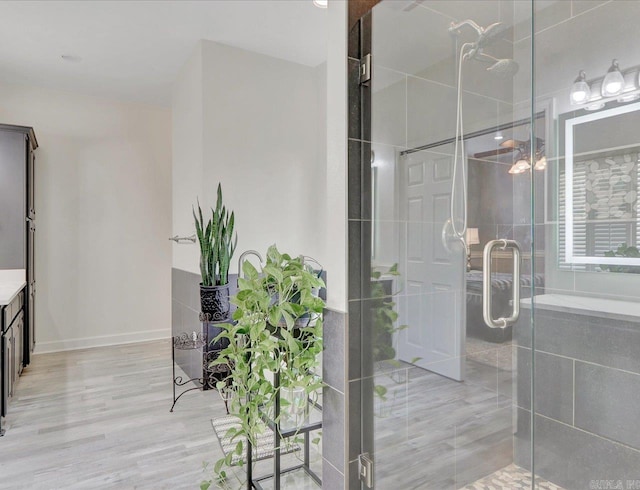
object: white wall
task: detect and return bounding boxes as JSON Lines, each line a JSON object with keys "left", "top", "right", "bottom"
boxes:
{"left": 324, "top": 1, "right": 348, "bottom": 312}
{"left": 172, "top": 44, "right": 204, "bottom": 274}
{"left": 172, "top": 40, "right": 336, "bottom": 300}
{"left": 201, "top": 40, "right": 325, "bottom": 264}
{"left": 0, "top": 83, "right": 172, "bottom": 353}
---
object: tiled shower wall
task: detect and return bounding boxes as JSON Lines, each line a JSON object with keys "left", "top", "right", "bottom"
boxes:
{"left": 171, "top": 268, "right": 203, "bottom": 380}
{"left": 514, "top": 307, "right": 640, "bottom": 488}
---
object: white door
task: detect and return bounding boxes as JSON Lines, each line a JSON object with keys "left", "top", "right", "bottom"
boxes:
{"left": 397, "top": 149, "right": 466, "bottom": 381}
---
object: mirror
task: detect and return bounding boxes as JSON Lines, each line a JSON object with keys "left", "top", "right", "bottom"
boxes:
{"left": 559, "top": 101, "right": 640, "bottom": 273}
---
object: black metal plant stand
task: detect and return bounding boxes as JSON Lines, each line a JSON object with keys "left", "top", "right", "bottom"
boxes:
{"left": 246, "top": 370, "right": 322, "bottom": 490}
{"left": 170, "top": 332, "right": 206, "bottom": 412}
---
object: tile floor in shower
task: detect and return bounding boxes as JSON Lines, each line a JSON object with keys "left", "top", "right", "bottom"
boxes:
{"left": 371, "top": 336, "right": 562, "bottom": 489}
{"left": 461, "top": 463, "right": 565, "bottom": 490}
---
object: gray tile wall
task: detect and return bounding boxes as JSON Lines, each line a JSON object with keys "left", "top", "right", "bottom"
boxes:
{"left": 514, "top": 308, "right": 640, "bottom": 488}
{"left": 171, "top": 268, "right": 203, "bottom": 380}
{"left": 322, "top": 308, "right": 347, "bottom": 487}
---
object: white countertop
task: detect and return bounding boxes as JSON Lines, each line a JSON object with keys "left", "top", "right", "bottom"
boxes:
{"left": 0, "top": 269, "right": 27, "bottom": 306}
{"left": 522, "top": 293, "right": 640, "bottom": 322}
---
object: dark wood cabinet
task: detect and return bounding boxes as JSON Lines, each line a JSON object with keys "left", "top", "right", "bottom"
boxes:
{"left": 0, "top": 124, "right": 37, "bottom": 435}
{"left": 0, "top": 124, "right": 37, "bottom": 365}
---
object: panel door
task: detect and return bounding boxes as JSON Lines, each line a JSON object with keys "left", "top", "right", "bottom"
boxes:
{"left": 397, "top": 150, "right": 465, "bottom": 381}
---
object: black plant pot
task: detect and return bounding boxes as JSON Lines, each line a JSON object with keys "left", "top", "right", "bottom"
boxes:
{"left": 200, "top": 283, "right": 230, "bottom": 321}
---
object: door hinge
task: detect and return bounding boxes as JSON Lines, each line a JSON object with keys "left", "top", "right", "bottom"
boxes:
{"left": 358, "top": 452, "right": 374, "bottom": 488}
{"left": 360, "top": 54, "right": 372, "bottom": 85}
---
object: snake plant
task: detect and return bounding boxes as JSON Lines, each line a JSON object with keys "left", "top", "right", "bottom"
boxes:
{"left": 193, "top": 184, "right": 238, "bottom": 286}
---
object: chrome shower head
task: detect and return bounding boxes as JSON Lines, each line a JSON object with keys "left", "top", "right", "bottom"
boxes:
{"left": 476, "top": 22, "right": 508, "bottom": 47}
{"left": 467, "top": 51, "right": 519, "bottom": 78}
{"left": 486, "top": 58, "right": 519, "bottom": 78}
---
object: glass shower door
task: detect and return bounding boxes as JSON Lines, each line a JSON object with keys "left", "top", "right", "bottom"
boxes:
{"left": 358, "top": 0, "right": 640, "bottom": 489}
{"left": 360, "top": 0, "right": 535, "bottom": 488}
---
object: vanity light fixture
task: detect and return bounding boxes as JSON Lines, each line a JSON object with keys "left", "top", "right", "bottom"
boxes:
{"left": 569, "top": 60, "right": 640, "bottom": 109}
{"left": 494, "top": 130, "right": 504, "bottom": 141}
{"left": 601, "top": 59, "right": 625, "bottom": 97}
{"left": 313, "top": 0, "right": 328, "bottom": 8}
{"left": 570, "top": 70, "right": 591, "bottom": 105}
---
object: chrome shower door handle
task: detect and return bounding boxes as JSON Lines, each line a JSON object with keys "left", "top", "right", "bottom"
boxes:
{"left": 482, "top": 239, "right": 521, "bottom": 329}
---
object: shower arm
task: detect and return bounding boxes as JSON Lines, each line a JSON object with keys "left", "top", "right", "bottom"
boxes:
{"left": 449, "top": 19, "right": 483, "bottom": 36}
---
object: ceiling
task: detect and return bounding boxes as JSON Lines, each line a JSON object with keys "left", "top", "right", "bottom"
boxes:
{"left": 0, "top": 1, "right": 327, "bottom": 106}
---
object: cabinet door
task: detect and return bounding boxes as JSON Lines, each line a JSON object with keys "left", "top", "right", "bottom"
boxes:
{"left": 0, "top": 131, "right": 27, "bottom": 269}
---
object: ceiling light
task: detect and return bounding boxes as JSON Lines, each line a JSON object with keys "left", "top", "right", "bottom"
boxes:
{"left": 313, "top": 0, "right": 328, "bottom": 8}
{"left": 534, "top": 155, "right": 547, "bottom": 171}
{"left": 508, "top": 158, "right": 531, "bottom": 175}
{"left": 494, "top": 131, "right": 504, "bottom": 141}
{"left": 601, "top": 59, "right": 625, "bottom": 97}
{"left": 61, "top": 54, "right": 82, "bottom": 63}
{"left": 570, "top": 70, "right": 590, "bottom": 105}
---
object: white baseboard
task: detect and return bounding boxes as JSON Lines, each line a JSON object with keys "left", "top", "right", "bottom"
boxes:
{"left": 33, "top": 328, "right": 170, "bottom": 354}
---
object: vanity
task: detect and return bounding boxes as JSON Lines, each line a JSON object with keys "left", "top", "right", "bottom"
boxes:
{"left": 0, "top": 272, "right": 27, "bottom": 436}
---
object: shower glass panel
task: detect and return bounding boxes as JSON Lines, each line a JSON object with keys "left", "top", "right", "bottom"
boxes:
{"left": 359, "top": 0, "right": 640, "bottom": 488}
{"left": 529, "top": 1, "right": 640, "bottom": 488}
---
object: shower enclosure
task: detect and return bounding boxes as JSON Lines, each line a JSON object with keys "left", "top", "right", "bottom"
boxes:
{"left": 348, "top": 1, "right": 640, "bottom": 489}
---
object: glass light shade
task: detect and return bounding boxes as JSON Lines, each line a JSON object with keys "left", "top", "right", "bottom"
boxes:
{"left": 601, "top": 60, "right": 624, "bottom": 97}
{"left": 494, "top": 131, "right": 504, "bottom": 141}
{"left": 466, "top": 228, "right": 480, "bottom": 246}
{"left": 570, "top": 71, "right": 591, "bottom": 105}
{"left": 534, "top": 155, "right": 547, "bottom": 171}
{"left": 508, "top": 158, "right": 531, "bottom": 174}
{"left": 570, "top": 81, "right": 590, "bottom": 104}
{"left": 313, "top": 0, "right": 328, "bottom": 7}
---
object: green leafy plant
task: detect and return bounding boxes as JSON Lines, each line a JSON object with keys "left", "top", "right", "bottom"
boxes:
{"left": 193, "top": 183, "right": 238, "bottom": 286}
{"left": 205, "top": 245, "right": 325, "bottom": 485}
{"left": 600, "top": 243, "right": 640, "bottom": 274}
{"left": 371, "top": 264, "right": 408, "bottom": 364}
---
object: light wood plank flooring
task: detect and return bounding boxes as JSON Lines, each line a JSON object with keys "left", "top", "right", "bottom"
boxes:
{"left": 0, "top": 340, "right": 230, "bottom": 489}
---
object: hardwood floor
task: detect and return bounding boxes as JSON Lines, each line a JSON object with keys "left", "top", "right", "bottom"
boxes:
{"left": 0, "top": 340, "right": 232, "bottom": 489}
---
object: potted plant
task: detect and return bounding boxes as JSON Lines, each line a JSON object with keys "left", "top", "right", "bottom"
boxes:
{"left": 600, "top": 243, "right": 640, "bottom": 274}
{"left": 193, "top": 184, "right": 238, "bottom": 321}
{"left": 206, "top": 245, "right": 325, "bottom": 485}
